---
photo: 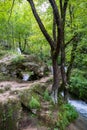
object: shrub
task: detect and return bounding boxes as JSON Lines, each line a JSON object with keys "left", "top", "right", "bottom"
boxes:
{"left": 69, "top": 69, "right": 87, "bottom": 99}
{"left": 43, "top": 90, "right": 51, "bottom": 101}
{"left": 57, "top": 103, "right": 78, "bottom": 130}
{"left": 29, "top": 96, "right": 40, "bottom": 109}
{"left": 11, "top": 55, "right": 24, "bottom": 64}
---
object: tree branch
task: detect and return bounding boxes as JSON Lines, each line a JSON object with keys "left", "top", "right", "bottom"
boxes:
{"left": 8, "top": 0, "right": 15, "bottom": 23}
{"left": 27, "top": 0, "right": 55, "bottom": 49}
{"left": 48, "top": 0, "right": 61, "bottom": 27}
{"left": 62, "top": 0, "right": 69, "bottom": 28}
{"left": 53, "top": 15, "right": 57, "bottom": 43}
{"left": 60, "top": 0, "right": 63, "bottom": 17}
{"left": 49, "top": 0, "right": 63, "bottom": 57}
{"left": 65, "top": 33, "right": 78, "bottom": 48}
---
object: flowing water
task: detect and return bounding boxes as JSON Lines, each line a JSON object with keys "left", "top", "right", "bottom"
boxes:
{"left": 22, "top": 74, "right": 29, "bottom": 81}
{"left": 68, "top": 99, "right": 87, "bottom": 118}
{"left": 67, "top": 99, "right": 87, "bottom": 130}
{"left": 17, "top": 47, "right": 22, "bottom": 54}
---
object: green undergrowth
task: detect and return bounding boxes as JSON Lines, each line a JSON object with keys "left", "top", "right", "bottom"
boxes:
{"left": 11, "top": 54, "right": 25, "bottom": 64}
{"left": 38, "top": 90, "right": 78, "bottom": 130}
{"left": 69, "top": 69, "right": 87, "bottom": 100}
{"left": 29, "top": 96, "right": 41, "bottom": 109}
{"left": 57, "top": 103, "right": 78, "bottom": 130}
{"left": 43, "top": 89, "right": 51, "bottom": 101}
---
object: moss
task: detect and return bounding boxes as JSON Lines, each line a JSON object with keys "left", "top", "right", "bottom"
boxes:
{"left": 11, "top": 55, "right": 25, "bottom": 64}
{"left": 29, "top": 96, "right": 40, "bottom": 109}
{"left": 43, "top": 89, "right": 51, "bottom": 101}
{"left": 19, "top": 87, "right": 41, "bottom": 110}
{"left": 31, "top": 83, "right": 46, "bottom": 95}
{"left": 19, "top": 83, "right": 47, "bottom": 109}
{"left": 0, "top": 89, "right": 4, "bottom": 93}
{"left": 0, "top": 98, "right": 21, "bottom": 130}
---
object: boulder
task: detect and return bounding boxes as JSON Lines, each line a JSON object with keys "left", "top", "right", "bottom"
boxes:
{"left": 0, "top": 54, "right": 49, "bottom": 81}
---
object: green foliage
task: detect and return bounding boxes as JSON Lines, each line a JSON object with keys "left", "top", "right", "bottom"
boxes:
{"left": 70, "top": 69, "right": 87, "bottom": 99}
{"left": 29, "top": 96, "right": 40, "bottom": 109}
{"left": 0, "top": 46, "right": 7, "bottom": 57}
{"left": 57, "top": 103, "right": 78, "bottom": 130}
{"left": 54, "top": 128, "right": 58, "bottom": 130}
{"left": 43, "top": 90, "right": 51, "bottom": 101}
{"left": 11, "top": 55, "right": 24, "bottom": 64}
{"left": 62, "top": 104, "right": 78, "bottom": 121}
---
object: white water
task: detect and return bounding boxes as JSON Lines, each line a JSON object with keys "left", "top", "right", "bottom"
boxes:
{"left": 17, "top": 48, "right": 21, "bottom": 54}
{"left": 68, "top": 99, "right": 87, "bottom": 118}
{"left": 22, "top": 74, "right": 29, "bottom": 81}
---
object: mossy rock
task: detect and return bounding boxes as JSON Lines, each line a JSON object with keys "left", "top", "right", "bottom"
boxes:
{"left": 19, "top": 83, "right": 47, "bottom": 111}
{"left": 31, "top": 83, "right": 47, "bottom": 95}
{"left": 0, "top": 98, "right": 21, "bottom": 130}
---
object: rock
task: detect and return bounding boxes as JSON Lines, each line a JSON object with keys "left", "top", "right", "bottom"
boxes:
{"left": 0, "top": 54, "right": 49, "bottom": 81}
{"left": 0, "top": 76, "right": 52, "bottom": 130}
{"left": 19, "top": 83, "right": 47, "bottom": 110}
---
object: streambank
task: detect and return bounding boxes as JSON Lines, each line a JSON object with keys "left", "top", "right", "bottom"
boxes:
{"left": 66, "top": 99, "right": 87, "bottom": 130}
{"left": 66, "top": 115, "right": 87, "bottom": 130}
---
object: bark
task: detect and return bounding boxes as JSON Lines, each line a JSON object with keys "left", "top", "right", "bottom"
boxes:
{"left": 61, "top": 44, "right": 67, "bottom": 99}
{"left": 27, "top": 0, "right": 61, "bottom": 104}
{"left": 27, "top": 0, "right": 69, "bottom": 104}
{"left": 27, "top": 0, "right": 55, "bottom": 49}
{"left": 51, "top": 50, "right": 59, "bottom": 104}
{"left": 8, "top": 0, "right": 15, "bottom": 23}
{"left": 53, "top": 15, "right": 57, "bottom": 43}
{"left": 48, "top": 0, "right": 61, "bottom": 27}
{"left": 59, "top": 0, "right": 69, "bottom": 100}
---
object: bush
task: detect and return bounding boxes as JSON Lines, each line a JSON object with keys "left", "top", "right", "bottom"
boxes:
{"left": 11, "top": 55, "right": 24, "bottom": 64}
{"left": 69, "top": 69, "right": 87, "bottom": 99}
{"left": 57, "top": 103, "right": 78, "bottom": 130}
{"left": 43, "top": 90, "right": 51, "bottom": 101}
{"left": 29, "top": 96, "right": 40, "bottom": 109}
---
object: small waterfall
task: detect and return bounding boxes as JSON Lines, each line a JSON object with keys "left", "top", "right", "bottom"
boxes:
{"left": 17, "top": 48, "right": 22, "bottom": 54}
{"left": 68, "top": 99, "right": 87, "bottom": 118}
{"left": 22, "top": 74, "right": 29, "bottom": 81}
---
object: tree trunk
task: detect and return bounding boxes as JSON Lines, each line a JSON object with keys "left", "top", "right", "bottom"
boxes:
{"left": 51, "top": 50, "right": 59, "bottom": 104}
{"left": 60, "top": 42, "right": 67, "bottom": 97}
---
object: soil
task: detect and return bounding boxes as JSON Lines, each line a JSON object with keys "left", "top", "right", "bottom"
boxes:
{"left": 0, "top": 76, "right": 52, "bottom": 130}
{"left": 19, "top": 109, "right": 48, "bottom": 130}
{"left": 66, "top": 115, "right": 87, "bottom": 130}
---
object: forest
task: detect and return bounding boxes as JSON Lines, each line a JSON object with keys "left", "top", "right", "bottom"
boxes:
{"left": 0, "top": 0, "right": 87, "bottom": 130}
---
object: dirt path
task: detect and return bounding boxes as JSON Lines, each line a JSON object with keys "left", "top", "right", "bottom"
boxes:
{"left": 0, "top": 76, "right": 52, "bottom": 130}
{"left": 0, "top": 76, "right": 87, "bottom": 130}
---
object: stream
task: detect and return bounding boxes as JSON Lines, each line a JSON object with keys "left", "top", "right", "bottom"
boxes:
{"left": 68, "top": 99, "right": 87, "bottom": 118}
{"left": 66, "top": 98, "right": 87, "bottom": 130}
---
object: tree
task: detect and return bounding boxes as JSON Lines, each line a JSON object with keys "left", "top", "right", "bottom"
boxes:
{"left": 26, "top": 0, "right": 70, "bottom": 103}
